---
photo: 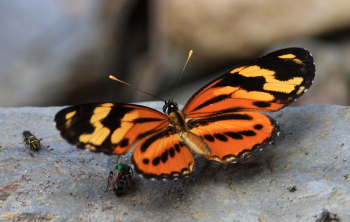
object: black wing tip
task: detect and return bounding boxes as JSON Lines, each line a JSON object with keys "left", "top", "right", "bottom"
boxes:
{"left": 271, "top": 47, "right": 315, "bottom": 109}
{"left": 54, "top": 106, "right": 105, "bottom": 154}
{"left": 266, "top": 47, "right": 315, "bottom": 64}
{"left": 268, "top": 47, "right": 312, "bottom": 54}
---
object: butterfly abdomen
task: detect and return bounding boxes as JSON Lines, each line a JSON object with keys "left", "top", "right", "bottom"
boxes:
{"left": 179, "top": 131, "right": 211, "bottom": 156}
{"left": 168, "top": 110, "right": 211, "bottom": 157}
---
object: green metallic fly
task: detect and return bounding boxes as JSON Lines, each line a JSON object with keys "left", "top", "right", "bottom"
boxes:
{"left": 106, "top": 164, "right": 134, "bottom": 197}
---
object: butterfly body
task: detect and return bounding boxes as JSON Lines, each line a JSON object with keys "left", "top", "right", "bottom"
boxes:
{"left": 165, "top": 101, "right": 212, "bottom": 157}
{"left": 55, "top": 47, "right": 315, "bottom": 180}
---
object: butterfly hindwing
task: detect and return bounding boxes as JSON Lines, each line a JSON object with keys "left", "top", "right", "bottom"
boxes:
{"left": 188, "top": 111, "right": 279, "bottom": 163}
{"left": 132, "top": 128, "right": 195, "bottom": 179}
{"left": 183, "top": 47, "right": 315, "bottom": 117}
{"left": 55, "top": 103, "right": 169, "bottom": 154}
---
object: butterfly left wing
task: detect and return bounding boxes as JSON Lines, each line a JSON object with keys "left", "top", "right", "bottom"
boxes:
{"left": 55, "top": 103, "right": 170, "bottom": 154}
{"left": 183, "top": 47, "right": 315, "bottom": 117}
{"left": 55, "top": 102, "right": 196, "bottom": 179}
{"left": 132, "top": 127, "right": 195, "bottom": 179}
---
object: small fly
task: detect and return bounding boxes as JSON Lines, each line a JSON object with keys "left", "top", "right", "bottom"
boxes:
{"left": 22, "top": 131, "right": 42, "bottom": 156}
{"left": 106, "top": 164, "right": 134, "bottom": 197}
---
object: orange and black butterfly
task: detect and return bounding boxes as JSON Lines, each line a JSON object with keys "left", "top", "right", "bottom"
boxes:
{"left": 55, "top": 47, "right": 315, "bottom": 180}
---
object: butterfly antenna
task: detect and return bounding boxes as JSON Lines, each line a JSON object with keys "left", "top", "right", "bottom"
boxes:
{"left": 171, "top": 50, "right": 193, "bottom": 101}
{"left": 109, "top": 75, "right": 164, "bottom": 102}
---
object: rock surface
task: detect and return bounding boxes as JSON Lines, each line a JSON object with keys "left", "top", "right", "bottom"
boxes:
{"left": 0, "top": 103, "right": 348, "bottom": 221}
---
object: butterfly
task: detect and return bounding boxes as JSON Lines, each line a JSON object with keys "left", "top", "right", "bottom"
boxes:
{"left": 106, "top": 164, "right": 134, "bottom": 197}
{"left": 55, "top": 47, "right": 315, "bottom": 180}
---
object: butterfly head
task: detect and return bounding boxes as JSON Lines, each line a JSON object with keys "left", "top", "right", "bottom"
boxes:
{"left": 163, "top": 100, "right": 179, "bottom": 115}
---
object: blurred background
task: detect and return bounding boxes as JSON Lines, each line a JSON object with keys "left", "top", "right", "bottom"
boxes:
{"left": 1, "top": 0, "right": 350, "bottom": 107}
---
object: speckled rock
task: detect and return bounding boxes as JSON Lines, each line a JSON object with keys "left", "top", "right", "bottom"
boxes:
{"left": 0, "top": 103, "right": 348, "bottom": 221}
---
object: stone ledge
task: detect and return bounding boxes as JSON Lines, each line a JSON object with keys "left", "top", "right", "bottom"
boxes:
{"left": 0, "top": 103, "right": 348, "bottom": 221}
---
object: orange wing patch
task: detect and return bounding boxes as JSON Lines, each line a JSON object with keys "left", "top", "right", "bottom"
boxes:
{"left": 188, "top": 112, "right": 278, "bottom": 163}
{"left": 132, "top": 129, "right": 195, "bottom": 179}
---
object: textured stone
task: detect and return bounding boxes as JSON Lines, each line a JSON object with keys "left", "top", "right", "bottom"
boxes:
{"left": 0, "top": 103, "right": 349, "bottom": 221}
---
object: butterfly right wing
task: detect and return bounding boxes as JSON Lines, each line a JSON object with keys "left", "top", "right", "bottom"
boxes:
{"left": 55, "top": 103, "right": 170, "bottom": 155}
{"left": 183, "top": 48, "right": 315, "bottom": 117}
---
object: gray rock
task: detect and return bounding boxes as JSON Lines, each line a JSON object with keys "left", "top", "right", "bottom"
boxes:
{"left": 0, "top": 103, "right": 348, "bottom": 221}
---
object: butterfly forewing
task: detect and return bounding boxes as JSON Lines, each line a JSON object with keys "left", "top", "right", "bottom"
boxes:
{"left": 55, "top": 103, "right": 169, "bottom": 154}
{"left": 183, "top": 48, "right": 315, "bottom": 117}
